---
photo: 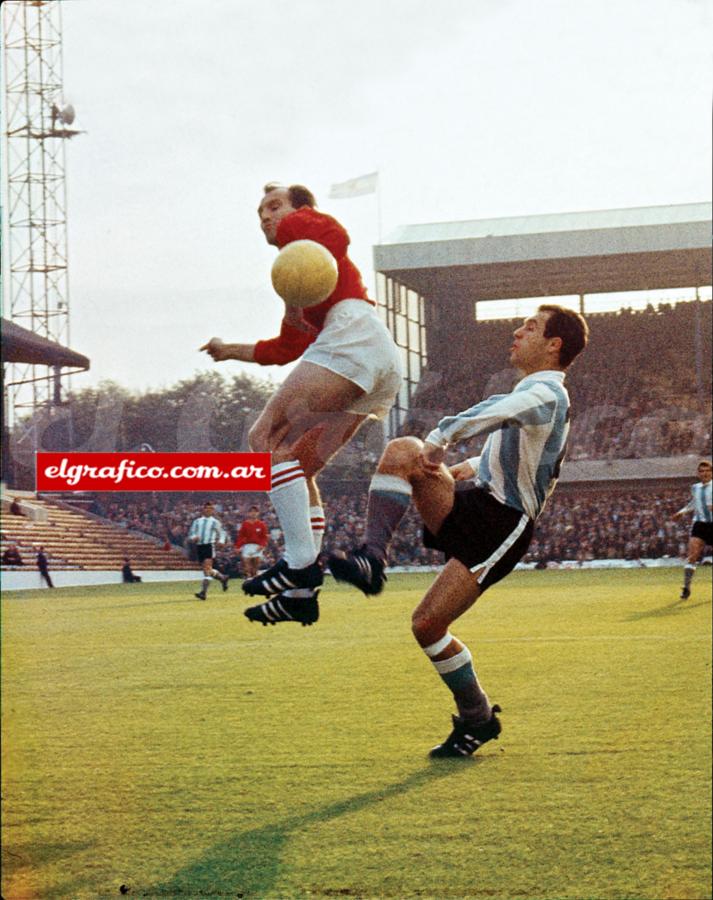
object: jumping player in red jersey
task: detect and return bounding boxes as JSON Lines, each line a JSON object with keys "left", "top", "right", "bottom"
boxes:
{"left": 201, "top": 183, "right": 401, "bottom": 626}
{"left": 234, "top": 504, "right": 270, "bottom": 580}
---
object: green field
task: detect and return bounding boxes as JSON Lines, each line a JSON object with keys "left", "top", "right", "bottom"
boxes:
{"left": 2, "top": 568, "right": 711, "bottom": 900}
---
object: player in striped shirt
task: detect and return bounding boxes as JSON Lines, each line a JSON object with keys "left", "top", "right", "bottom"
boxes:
{"left": 188, "top": 501, "right": 229, "bottom": 600}
{"left": 672, "top": 460, "right": 712, "bottom": 599}
{"left": 329, "top": 305, "right": 588, "bottom": 758}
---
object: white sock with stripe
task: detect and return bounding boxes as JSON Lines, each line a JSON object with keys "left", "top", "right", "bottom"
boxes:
{"left": 310, "top": 505, "right": 326, "bottom": 555}
{"left": 270, "top": 461, "right": 317, "bottom": 570}
{"left": 283, "top": 505, "right": 326, "bottom": 598}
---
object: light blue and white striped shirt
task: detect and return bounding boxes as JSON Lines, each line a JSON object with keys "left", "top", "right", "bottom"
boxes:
{"left": 426, "top": 370, "right": 570, "bottom": 520}
{"left": 677, "top": 482, "right": 712, "bottom": 523}
{"left": 189, "top": 515, "right": 227, "bottom": 547}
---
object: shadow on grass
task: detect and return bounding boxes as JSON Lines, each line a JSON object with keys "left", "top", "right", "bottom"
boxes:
{"left": 624, "top": 595, "right": 712, "bottom": 621}
{"left": 147, "top": 763, "right": 473, "bottom": 897}
{"left": 0, "top": 839, "right": 96, "bottom": 888}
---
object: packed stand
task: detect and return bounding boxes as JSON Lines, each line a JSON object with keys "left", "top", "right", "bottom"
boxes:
{"left": 403, "top": 301, "right": 712, "bottom": 461}
{"left": 81, "top": 482, "right": 698, "bottom": 574}
{"left": 523, "top": 488, "right": 690, "bottom": 564}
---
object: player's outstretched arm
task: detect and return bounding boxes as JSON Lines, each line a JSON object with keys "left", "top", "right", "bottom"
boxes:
{"left": 672, "top": 496, "right": 694, "bottom": 520}
{"left": 427, "top": 382, "right": 560, "bottom": 448}
{"left": 200, "top": 337, "right": 256, "bottom": 363}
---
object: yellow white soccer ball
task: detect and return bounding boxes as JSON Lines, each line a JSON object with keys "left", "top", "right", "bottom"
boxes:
{"left": 271, "top": 239, "right": 339, "bottom": 308}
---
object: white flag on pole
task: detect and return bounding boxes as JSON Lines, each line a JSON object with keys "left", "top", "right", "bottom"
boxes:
{"left": 328, "top": 172, "right": 378, "bottom": 199}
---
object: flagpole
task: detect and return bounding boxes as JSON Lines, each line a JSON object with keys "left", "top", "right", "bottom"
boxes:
{"left": 376, "top": 171, "right": 382, "bottom": 243}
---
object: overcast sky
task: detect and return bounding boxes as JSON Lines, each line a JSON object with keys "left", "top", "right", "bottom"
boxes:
{"left": 58, "top": 0, "right": 712, "bottom": 393}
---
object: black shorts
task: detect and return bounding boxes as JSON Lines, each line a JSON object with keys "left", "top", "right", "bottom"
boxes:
{"left": 196, "top": 543, "right": 215, "bottom": 563}
{"left": 691, "top": 521, "right": 713, "bottom": 546}
{"left": 423, "top": 486, "right": 533, "bottom": 592}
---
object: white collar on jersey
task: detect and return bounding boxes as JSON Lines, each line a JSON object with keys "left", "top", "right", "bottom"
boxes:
{"left": 518, "top": 369, "right": 566, "bottom": 385}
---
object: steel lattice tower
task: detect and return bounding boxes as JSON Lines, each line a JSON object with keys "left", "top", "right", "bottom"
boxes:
{"left": 2, "top": 0, "right": 80, "bottom": 425}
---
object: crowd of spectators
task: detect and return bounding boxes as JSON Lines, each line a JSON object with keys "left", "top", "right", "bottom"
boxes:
{"left": 82, "top": 480, "right": 698, "bottom": 574}
{"left": 523, "top": 487, "right": 689, "bottom": 564}
{"left": 403, "top": 301, "right": 712, "bottom": 461}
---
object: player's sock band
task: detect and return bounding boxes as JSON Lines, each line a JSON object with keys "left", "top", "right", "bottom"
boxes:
{"left": 270, "top": 461, "right": 316, "bottom": 570}
{"left": 271, "top": 461, "right": 306, "bottom": 490}
{"left": 423, "top": 632, "right": 455, "bottom": 657}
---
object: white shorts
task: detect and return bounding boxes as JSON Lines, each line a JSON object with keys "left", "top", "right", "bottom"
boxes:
{"left": 302, "top": 300, "right": 402, "bottom": 419}
{"left": 240, "top": 544, "right": 264, "bottom": 559}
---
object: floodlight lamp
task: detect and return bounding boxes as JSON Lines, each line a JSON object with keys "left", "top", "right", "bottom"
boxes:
{"left": 51, "top": 102, "right": 76, "bottom": 126}
{"left": 61, "top": 104, "right": 76, "bottom": 125}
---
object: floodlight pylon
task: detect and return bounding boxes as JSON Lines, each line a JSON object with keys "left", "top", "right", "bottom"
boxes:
{"left": 1, "top": 0, "right": 81, "bottom": 445}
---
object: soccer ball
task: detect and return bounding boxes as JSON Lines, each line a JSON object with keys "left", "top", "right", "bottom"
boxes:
{"left": 271, "top": 239, "right": 339, "bottom": 308}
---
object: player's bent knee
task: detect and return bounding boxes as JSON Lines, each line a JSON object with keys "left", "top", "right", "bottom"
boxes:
{"left": 382, "top": 436, "right": 423, "bottom": 471}
{"left": 387, "top": 436, "right": 424, "bottom": 457}
{"left": 411, "top": 610, "right": 449, "bottom": 646}
{"left": 249, "top": 419, "right": 294, "bottom": 461}
{"left": 248, "top": 419, "right": 278, "bottom": 454}
{"left": 687, "top": 538, "right": 705, "bottom": 564}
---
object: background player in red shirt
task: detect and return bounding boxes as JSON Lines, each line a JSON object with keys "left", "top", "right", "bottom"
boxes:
{"left": 201, "top": 182, "right": 400, "bottom": 627}
{"left": 234, "top": 504, "right": 269, "bottom": 580}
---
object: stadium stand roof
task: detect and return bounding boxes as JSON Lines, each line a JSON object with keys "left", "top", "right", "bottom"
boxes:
{"left": 1, "top": 318, "right": 90, "bottom": 369}
{"left": 374, "top": 202, "right": 712, "bottom": 300}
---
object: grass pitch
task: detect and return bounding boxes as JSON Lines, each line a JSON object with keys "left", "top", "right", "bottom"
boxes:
{"left": 2, "top": 568, "right": 711, "bottom": 900}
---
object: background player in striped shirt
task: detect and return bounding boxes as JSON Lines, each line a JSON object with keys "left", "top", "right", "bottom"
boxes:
{"left": 330, "top": 305, "right": 588, "bottom": 758}
{"left": 234, "top": 505, "right": 269, "bottom": 580}
{"left": 188, "top": 501, "right": 229, "bottom": 600}
{"left": 672, "top": 459, "right": 712, "bottom": 599}
{"left": 200, "top": 183, "right": 400, "bottom": 627}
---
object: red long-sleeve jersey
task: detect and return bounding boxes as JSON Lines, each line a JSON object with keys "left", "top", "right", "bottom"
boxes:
{"left": 234, "top": 519, "right": 269, "bottom": 549}
{"left": 253, "top": 206, "right": 374, "bottom": 366}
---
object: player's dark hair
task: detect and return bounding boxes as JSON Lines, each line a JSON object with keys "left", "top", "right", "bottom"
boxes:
{"left": 539, "top": 304, "right": 589, "bottom": 368}
{"left": 262, "top": 182, "right": 316, "bottom": 209}
{"left": 249, "top": 505, "right": 259, "bottom": 512}
{"left": 288, "top": 184, "right": 316, "bottom": 208}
